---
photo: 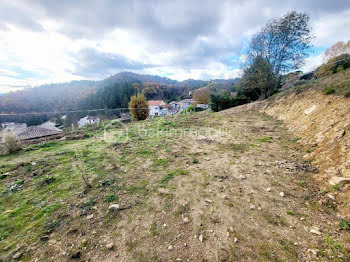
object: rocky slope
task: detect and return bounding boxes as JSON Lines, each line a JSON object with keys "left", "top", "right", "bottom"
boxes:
{"left": 260, "top": 69, "right": 350, "bottom": 218}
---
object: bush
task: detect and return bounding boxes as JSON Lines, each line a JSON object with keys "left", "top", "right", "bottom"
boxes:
{"left": 299, "top": 72, "right": 313, "bottom": 80}
{"left": 210, "top": 92, "right": 250, "bottom": 112}
{"left": 315, "top": 54, "right": 350, "bottom": 78}
{"left": 185, "top": 105, "right": 195, "bottom": 113}
{"left": 128, "top": 93, "right": 149, "bottom": 121}
{"left": 345, "top": 90, "right": 350, "bottom": 98}
{"left": 2, "top": 132, "right": 22, "bottom": 155}
{"left": 323, "top": 87, "right": 336, "bottom": 95}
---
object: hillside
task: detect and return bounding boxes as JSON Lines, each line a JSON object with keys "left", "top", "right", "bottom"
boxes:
{"left": 1, "top": 107, "right": 350, "bottom": 261}
{"left": 0, "top": 72, "right": 238, "bottom": 115}
{"left": 261, "top": 69, "right": 350, "bottom": 218}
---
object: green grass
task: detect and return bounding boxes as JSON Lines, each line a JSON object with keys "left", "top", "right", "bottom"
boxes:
{"left": 258, "top": 136, "right": 273, "bottom": 142}
{"left": 323, "top": 86, "right": 336, "bottom": 95}
{"left": 105, "top": 193, "right": 116, "bottom": 202}
{"left": 161, "top": 173, "right": 174, "bottom": 184}
{"left": 339, "top": 219, "right": 350, "bottom": 230}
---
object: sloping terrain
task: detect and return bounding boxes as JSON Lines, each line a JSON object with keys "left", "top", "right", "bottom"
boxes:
{"left": 258, "top": 69, "right": 350, "bottom": 219}
{"left": 1, "top": 109, "right": 349, "bottom": 261}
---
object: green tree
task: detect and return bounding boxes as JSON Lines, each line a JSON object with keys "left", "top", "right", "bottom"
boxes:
{"left": 128, "top": 94, "right": 149, "bottom": 121}
{"left": 238, "top": 56, "right": 278, "bottom": 100}
{"left": 247, "top": 11, "right": 313, "bottom": 75}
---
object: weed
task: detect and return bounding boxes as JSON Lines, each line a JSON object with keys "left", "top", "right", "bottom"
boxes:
{"left": 81, "top": 199, "right": 96, "bottom": 212}
{"left": 42, "top": 217, "right": 60, "bottom": 233}
{"left": 258, "top": 136, "right": 273, "bottom": 142}
{"left": 161, "top": 173, "right": 174, "bottom": 184}
{"left": 38, "top": 176, "right": 56, "bottom": 187}
{"left": 105, "top": 193, "right": 116, "bottom": 202}
{"left": 177, "top": 169, "right": 189, "bottom": 176}
{"left": 192, "top": 158, "right": 199, "bottom": 164}
{"left": 323, "top": 86, "right": 336, "bottom": 95}
{"left": 99, "top": 178, "right": 115, "bottom": 187}
{"left": 339, "top": 219, "right": 350, "bottom": 230}
{"left": 2, "top": 178, "right": 24, "bottom": 195}
{"left": 150, "top": 222, "right": 159, "bottom": 236}
{"left": 286, "top": 210, "right": 295, "bottom": 216}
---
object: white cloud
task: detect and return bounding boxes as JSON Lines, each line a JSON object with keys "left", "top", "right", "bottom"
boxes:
{"left": 0, "top": 1, "right": 350, "bottom": 93}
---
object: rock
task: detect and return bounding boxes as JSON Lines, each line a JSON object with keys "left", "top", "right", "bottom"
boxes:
{"left": 233, "top": 237, "right": 238, "bottom": 243}
{"left": 176, "top": 258, "right": 182, "bottom": 261}
{"left": 239, "top": 175, "right": 246, "bottom": 180}
{"left": 204, "top": 199, "right": 212, "bottom": 203}
{"left": 266, "top": 188, "right": 271, "bottom": 192}
{"left": 279, "top": 192, "right": 285, "bottom": 197}
{"left": 87, "top": 214, "right": 94, "bottom": 219}
{"left": 229, "top": 227, "right": 234, "bottom": 232}
{"left": 183, "top": 217, "right": 189, "bottom": 223}
{"left": 81, "top": 239, "right": 87, "bottom": 245}
{"left": 40, "top": 235, "right": 50, "bottom": 241}
{"left": 168, "top": 245, "right": 173, "bottom": 251}
{"left": 327, "top": 194, "right": 335, "bottom": 200}
{"left": 310, "top": 226, "right": 321, "bottom": 235}
{"left": 13, "top": 252, "right": 22, "bottom": 260}
{"left": 250, "top": 204, "right": 256, "bottom": 210}
{"left": 199, "top": 234, "right": 203, "bottom": 242}
{"left": 329, "top": 176, "right": 350, "bottom": 186}
{"left": 106, "top": 243, "right": 114, "bottom": 249}
{"left": 109, "top": 204, "right": 120, "bottom": 211}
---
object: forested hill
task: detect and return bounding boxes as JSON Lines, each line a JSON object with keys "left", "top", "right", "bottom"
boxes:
{"left": 0, "top": 72, "right": 238, "bottom": 114}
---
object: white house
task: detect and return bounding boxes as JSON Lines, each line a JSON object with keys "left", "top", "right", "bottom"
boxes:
{"left": 178, "top": 99, "right": 193, "bottom": 110}
{"left": 169, "top": 102, "right": 180, "bottom": 113}
{"left": 197, "top": 104, "right": 209, "bottom": 109}
{"left": 78, "top": 116, "right": 100, "bottom": 127}
{"left": 148, "top": 100, "right": 171, "bottom": 117}
{"left": 1, "top": 122, "right": 15, "bottom": 129}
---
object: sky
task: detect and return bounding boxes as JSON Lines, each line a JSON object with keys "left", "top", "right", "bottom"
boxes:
{"left": 1, "top": 0, "right": 350, "bottom": 93}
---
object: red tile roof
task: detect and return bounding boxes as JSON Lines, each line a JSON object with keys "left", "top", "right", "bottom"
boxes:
{"left": 148, "top": 100, "right": 165, "bottom": 106}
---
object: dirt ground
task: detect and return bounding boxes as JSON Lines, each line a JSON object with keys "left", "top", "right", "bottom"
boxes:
{"left": 1, "top": 107, "right": 350, "bottom": 261}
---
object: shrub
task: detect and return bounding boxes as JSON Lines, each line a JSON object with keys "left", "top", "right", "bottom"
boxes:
{"left": 128, "top": 93, "right": 149, "bottom": 121}
{"left": 345, "top": 90, "right": 350, "bottom": 98}
{"left": 185, "top": 105, "right": 195, "bottom": 113}
{"left": 210, "top": 92, "right": 250, "bottom": 112}
{"left": 323, "top": 87, "right": 336, "bottom": 95}
{"left": 2, "top": 132, "right": 22, "bottom": 155}
{"left": 315, "top": 54, "right": 350, "bottom": 78}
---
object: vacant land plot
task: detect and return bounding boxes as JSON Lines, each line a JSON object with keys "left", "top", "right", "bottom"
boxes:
{"left": 0, "top": 108, "right": 349, "bottom": 261}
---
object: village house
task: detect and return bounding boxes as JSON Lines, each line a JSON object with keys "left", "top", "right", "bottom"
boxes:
{"left": 16, "top": 126, "right": 64, "bottom": 143}
{"left": 148, "top": 100, "right": 171, "bottom": 117}
{"left": 197, "top": 103, "right": 209, "bottom": 109}
{"left": 78, "top": 116, "right": 100, "bottom": 128}
{"left": 178, "top": 99, "right": 194, "bottom": 110}
{"left": 1, "top": 122, "right": 27, "bottom": 133}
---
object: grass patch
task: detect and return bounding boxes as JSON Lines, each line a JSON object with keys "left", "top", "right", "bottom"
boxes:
{"left": 105, "top": 193, "right": 116, "bottom": 202}
{"left": 323, "top": 86, "right": 336, "bottom": 95}
{"left": 161, "top": 173, "right": 174, "bottom": 184}
{"left": 258, "top": 136, "right": 273, "bottom": 142}
{"left": 339, "top": 219, "right": 350, "bottom": 230}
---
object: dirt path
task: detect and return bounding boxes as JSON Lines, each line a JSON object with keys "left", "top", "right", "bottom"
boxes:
{"left": 1, "top": 107, "right": 349, "bottom": 261}
{"left": 95, "top": 108, "right": 349, "bottom": 261}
